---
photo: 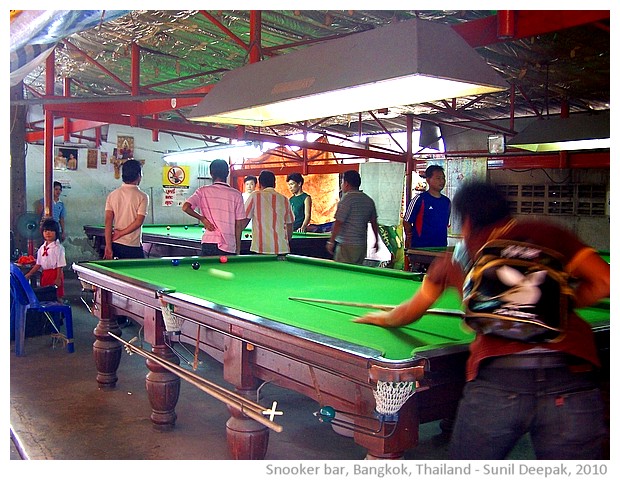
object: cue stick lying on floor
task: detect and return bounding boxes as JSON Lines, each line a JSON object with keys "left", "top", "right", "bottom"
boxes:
{"left": 108, "top": 332, "right": 283, "bottom": 433}
{"left": 288, "top": 297, "right": 465, "bottom": 317}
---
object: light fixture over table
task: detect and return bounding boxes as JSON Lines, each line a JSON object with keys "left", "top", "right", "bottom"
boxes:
{"left": 507, "top": 111, "right": 610, "bottom": 152}
{"left": 189, "top": 18, "right": 509, "bottom": 127}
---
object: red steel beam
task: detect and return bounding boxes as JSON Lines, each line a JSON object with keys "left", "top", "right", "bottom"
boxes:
{"left": 249, "top": 11, "right": 262, "bottom": 63}
{"left": 42, "top": 92, "right": 207, "bottom": 116}
{"left": 63, "top": 77, "right": 71, "bottom": 142}
{"left": 200, "top": 10, "right": 250, "bottom": 53}
{"left": 43, "top": 51, "right": 55, "bottom": 220}
{"left": 487, "top": 151, "right": 609, "bottom": 169}
{"left": 453, "top": 10, "right": 610, "bottom": 47}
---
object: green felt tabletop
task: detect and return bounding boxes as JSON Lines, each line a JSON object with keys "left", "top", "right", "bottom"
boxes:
{"left": 82, "top": 255, "right": 472, "bottom": 361}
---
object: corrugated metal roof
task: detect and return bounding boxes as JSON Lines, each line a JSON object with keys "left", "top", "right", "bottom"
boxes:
{"left": 12, "top": 10, "right": 610, "bottom": 142}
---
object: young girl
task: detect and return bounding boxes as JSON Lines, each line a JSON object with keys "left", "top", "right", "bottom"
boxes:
{"left": 25, "top": 218, "right": 66, "bottom": 299}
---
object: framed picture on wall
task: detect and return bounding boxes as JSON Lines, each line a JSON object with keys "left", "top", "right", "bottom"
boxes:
{"left": 117, "top": 135, "right": 134, "bottom": 159}
{"left": 87, "top": 149, "right": 98, "bottom": 168}
{"left": 54, "top": 147, "right": 79, "bottom": 170}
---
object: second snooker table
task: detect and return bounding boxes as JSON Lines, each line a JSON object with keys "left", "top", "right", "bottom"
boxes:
{"left": 72, "top": 254, "right": 609, "bottom": 460}
{"left": 84, "top": 224, "right": 332, "bottom": 259}
{"left": 406, "top": 246, "right": 454, "bottom": 273}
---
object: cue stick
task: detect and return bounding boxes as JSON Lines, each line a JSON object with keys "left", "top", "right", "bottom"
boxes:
{"left": 108, "top": 332, "right": 283, "bottom": 433}
{"left": 288, "top": 297, "right": 465, "bottom": 317}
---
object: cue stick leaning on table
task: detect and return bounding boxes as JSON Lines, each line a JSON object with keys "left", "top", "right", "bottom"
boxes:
{"left": 108, "top": 332, "right": 283, "bottom": 433}
{"left": 288, "top": 297, "right": 465, "bottom": 317}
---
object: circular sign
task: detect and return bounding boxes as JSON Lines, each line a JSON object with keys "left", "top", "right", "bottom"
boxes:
{"left": 168, "top": 167, "right": 185, "bottom": 185}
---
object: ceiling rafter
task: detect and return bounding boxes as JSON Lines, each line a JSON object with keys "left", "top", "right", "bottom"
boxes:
{"left": 15, "top": 9, "right": 609, "bottom": 155}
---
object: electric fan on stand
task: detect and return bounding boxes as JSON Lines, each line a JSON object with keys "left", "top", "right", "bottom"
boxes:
{"left": 16, "top": 212, "right": 41, "bottom": 258}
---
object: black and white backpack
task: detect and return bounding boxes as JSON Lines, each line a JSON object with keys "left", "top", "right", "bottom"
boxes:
{"left": 462, "top": 239, "right": 575, "bottom": 342}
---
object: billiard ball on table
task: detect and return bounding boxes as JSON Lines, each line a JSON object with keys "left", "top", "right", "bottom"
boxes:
{"left": 192, "top": 262, "right": 200, "bottom": 270}
{"left": 219, "top": 256, "right": 228, "bottom": 264}
{"left": 171, "top": 259, "right": 180, "bottom": 266}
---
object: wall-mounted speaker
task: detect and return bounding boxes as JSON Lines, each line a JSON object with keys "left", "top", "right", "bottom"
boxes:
{"left": 419, "top": 121, "right": 442, "bottom": 150}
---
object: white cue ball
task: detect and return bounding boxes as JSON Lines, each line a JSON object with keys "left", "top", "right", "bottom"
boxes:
{"left": 207, "top": 268, "right": 234, "bottom": 280}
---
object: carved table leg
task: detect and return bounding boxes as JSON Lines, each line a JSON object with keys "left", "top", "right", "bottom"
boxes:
{"left": 92, "top": 290, "right": 122, "bottom": 389}
{"left": 145, "top": 343, "right": 181, "bottom": 430}
{"left": 223, "top": 336, "right": 269, "bottom": 459}
{"left": 225, "top": 388, "right": 270, "bottom": 460}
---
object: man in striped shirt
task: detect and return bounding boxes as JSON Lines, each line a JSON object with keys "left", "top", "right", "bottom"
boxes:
{"left": 327, "top": 170, "right": 379, "bottom": 265}
{"left": 243, "top": 170, "right": 294, "bottom": 255}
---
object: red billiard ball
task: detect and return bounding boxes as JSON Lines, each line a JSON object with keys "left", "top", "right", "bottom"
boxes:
{"left": 219, "top": 256, "right": 228, "bottom": 264}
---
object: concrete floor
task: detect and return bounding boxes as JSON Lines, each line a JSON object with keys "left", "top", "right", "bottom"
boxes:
{"left": 10, "top": 271, "right": 535, "bottom": 467}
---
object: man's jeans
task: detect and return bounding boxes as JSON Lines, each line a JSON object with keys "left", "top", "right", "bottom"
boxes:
{"left": 449, "top": 363, "right": 606, "bottom": 459}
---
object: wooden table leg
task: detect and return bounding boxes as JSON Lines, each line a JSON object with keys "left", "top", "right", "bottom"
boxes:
{"left": 143, "top": 308, "right": 181, "bottom": 430}
{"left": 92, "top": 289, "right": 122, "bottom": 389}
{"left": 146, "top": 343, "right": 181, "bottom": 430}
{"left": 223, "top": 336, "right": 269, "bottom": 459}
{"left": 225, "top": 390, "right": 269, "bottom": 460}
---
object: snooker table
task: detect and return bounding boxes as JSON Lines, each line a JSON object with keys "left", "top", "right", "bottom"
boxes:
{"left": 72, "top": 255, "right": 610, "bottom": 460}
{"left": 84, "top": 224, "right": 332, "bottom": 259}
{"left": 406, "top": 246, "right": 454, "bottom": 272}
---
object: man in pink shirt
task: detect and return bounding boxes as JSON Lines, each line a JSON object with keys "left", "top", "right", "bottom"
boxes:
{"left": 182, "top": 159, "right": 246, "bottom": 255}
{"left": 243, "top": 170, "right": 294, "bottom": 255}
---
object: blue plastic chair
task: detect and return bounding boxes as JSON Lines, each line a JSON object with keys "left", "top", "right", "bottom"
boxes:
{"left": 10, "top": 263, "right": 74, "bottom": 356}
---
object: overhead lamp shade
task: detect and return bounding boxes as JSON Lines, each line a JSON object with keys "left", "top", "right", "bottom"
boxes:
{"left": 419, "top": 121, "right": 443, "bottom": 150}
{"left": 188, "top": 18, "right": 509, "bottom": 127}
{"left": 507, "top": 111, "right": 610, "bottom": 152}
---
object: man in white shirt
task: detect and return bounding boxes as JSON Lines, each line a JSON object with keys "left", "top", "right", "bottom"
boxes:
{"left": 104, "top": 159, "right": 149, "bottom": 259}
